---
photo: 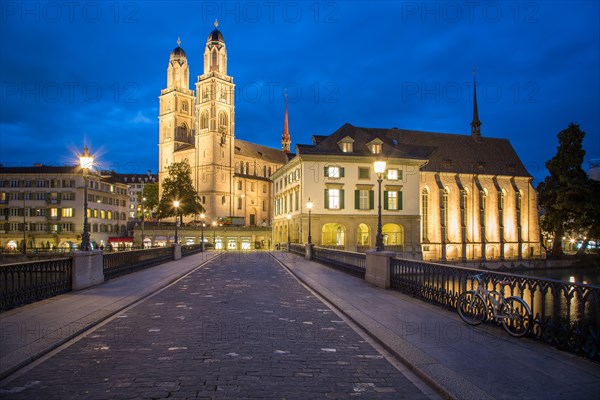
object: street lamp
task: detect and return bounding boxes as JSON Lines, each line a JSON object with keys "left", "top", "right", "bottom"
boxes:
{"left": 286, "top": 213, "right": 291, "bottom": 251}
{"left": 173, "top": 200, "right": 180, "bottom": 244}
{"left": 200, "top": 213, "right": 205, "bottom": 251}
{"left": 79, "top": 146, "right": 94, "bottom": 251}
{"left": 306, "top": 198, "right": 313, "bottom": 244}
{"left": 141, "top": 196, "right": 146, "bottom": 248}
{"left": 212, "top": 220, "right": 217, "bottom": 248}
{"left": 374, "top": 159, "right": 387, "bottom": 251}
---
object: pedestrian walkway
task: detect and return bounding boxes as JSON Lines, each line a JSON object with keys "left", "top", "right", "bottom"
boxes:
{"left": 1, "top": 251, "right": 433, "bottom": 399}
{"left": 0, "top": 251, "right": 218, "bottom": 380}
{"left": 272, "top": 251, "right": 600, "bottom": 400}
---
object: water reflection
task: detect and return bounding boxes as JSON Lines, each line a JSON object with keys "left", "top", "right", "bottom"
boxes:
{"left": 509, "top": 266, "right": 600, "bottom": 286}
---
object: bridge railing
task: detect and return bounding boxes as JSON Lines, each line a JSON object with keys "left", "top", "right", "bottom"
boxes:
{"left": 312, "top": 246, "right": 366, "bottom": 277}
{"left": 103, "top": 246, "right": 175, "bottom": 280}
{"left": 390, "top": 258, "right": 600, "bottom": 360}
{"left": 0, "top": 258, "right": 72, "bottom": 312}
{"left": 289, "top": 243, "right": 305, "bottom": 257}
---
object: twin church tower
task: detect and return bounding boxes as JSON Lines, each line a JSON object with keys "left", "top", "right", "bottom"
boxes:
{"left": 158, "top": 21, "right": 289, "bottom": 225}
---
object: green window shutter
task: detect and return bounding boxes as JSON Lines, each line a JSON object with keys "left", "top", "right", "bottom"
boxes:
{"left": 324, "top": 166, "right": 328, "bottom": 177}
{"left": 399, "top": 170, "right": 403, "bottom": 180}
{"left": 340, "top": 167, "right": 345, "bottom": 177}
{"left": 355, "top": 190, "right": 360, "bottom": 210}
{"left": 324, "top": 189, "right": 329, "bottom": 209}
{"left": 383, "top": 191, "right": 389, "bottom": 210}
{"left": 340, "top": 190, "right": 345, "bottom": 209}
{"left": 398, "top": 191, "right": 403, "bottom": 210}
{"left": 369, "top": 190, "right": 374, "bottom": 209}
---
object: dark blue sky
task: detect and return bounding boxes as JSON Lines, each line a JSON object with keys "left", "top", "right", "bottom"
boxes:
{"left": 1, "top": 1, "right": 598, "bottom": 186}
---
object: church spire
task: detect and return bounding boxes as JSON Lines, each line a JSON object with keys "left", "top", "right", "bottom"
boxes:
{"left": 281, "top": 93, "right": 291, "bottom": 153}
{"left": 470, "top": 66, "right": 482, "bottom": 141}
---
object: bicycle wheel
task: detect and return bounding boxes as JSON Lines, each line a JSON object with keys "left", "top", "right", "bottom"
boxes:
{"left": 501, "top": 296, "right": 532, "bottom": 337}
{"left": 457, "top": 290, "right": 486, "bottom": 325}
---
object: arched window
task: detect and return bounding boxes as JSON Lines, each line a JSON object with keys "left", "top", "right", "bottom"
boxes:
{"left": 212, "top": 49, "right": 218, "bottom": 70}
{"left": 221, "top": 196, "right": 226, "bottom": 205}
{"left": 246, "top": 162, "right": 249, "bottom": 175}
{"left": 200, "top": 111, "right": 209, "bottom": 130}
{"left": 181, "top": 101, "right": 188, "bottom": 112}
{"left": 463, "top": 189, "right": 469, "bottom": 227}
{"left": 218, "top": 112, "right": 228, "bottom": 133}
{"left": 442, "top": 188, "right": 449, "bottom": 229}
{"left": 421, "top": 188, "right": 429, "bottom": 241}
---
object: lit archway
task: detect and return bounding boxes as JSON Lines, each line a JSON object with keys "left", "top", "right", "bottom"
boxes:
{"left": 382, "top": 223, "right": 404, "bottom": 248}
{"left": 322, "top": 223, "right": 346, "bottom": 247}
{"left": 356, "top": 223, "right": 370, "bottom": 246}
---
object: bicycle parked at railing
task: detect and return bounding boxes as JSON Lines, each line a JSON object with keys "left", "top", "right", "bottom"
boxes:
{"left": 457, "top": 273, "right": 532, "bottom": 337}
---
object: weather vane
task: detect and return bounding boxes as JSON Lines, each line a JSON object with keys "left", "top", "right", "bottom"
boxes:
{"left": 214, "top": 19, "right": 218, "bottom": 28}
{"left": 177, "top": 37, "right": 181, "bottom": 47}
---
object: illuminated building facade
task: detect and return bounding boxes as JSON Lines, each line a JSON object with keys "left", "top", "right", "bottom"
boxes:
{"left": 158, "top": 22, "right": 289, "bottom": 226}
{"left": 0, "top": 165, "right": 129, "bottom": 251}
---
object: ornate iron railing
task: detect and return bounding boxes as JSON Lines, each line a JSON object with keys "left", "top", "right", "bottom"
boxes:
{"left": 103, "top": 246, "right": 173, "bottom": 280}
{"left": 181, "top": 243, "right": 204, "bottom": 256}
{"left": 390, "top": 258, "right": 600, "bottom": 360}
{"left": 289, "top": 243, "right": 305, "bottom": 257}
{"left": 313, "top": 246, "right": 366, "bottom": 277}
{"left": 0, "top": 258, "right": 72, "bottom": 312}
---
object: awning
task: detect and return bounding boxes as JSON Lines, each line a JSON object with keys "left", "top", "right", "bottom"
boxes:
{"left": 108, "top": 237, "right": 133, "bottom": 244}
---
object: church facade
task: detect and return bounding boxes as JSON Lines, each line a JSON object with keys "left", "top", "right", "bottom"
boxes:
{"left": 158, "top": 22, "right": 288, "bottom": 226}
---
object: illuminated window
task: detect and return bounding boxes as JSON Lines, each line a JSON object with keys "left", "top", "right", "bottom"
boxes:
{"left": 442, "top": 189, "right": 449, "bottom": 228}
{"left": 422, "top": 189, "right": 429, "bottom": 241}
{"left": 61, "top": 208, "right": 73, "bottom": 218}
{"left": 327, "top": 189, "right": 341, "bottom": 209}
{"left": 388, "top": 191, "right": 398, "bottom": 210}
{"left": 387, "top": 169, "right": 398, "bottom": 180}
{"left": 358, "top": 190, "right": 370, "bottom": 210}
{"left": 325, "top": 166, "right": 343, "bottom": 178}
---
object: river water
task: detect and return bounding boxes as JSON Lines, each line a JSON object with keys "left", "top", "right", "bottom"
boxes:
{"left": 510, "top": 266, "right": 600, "bottom": 286}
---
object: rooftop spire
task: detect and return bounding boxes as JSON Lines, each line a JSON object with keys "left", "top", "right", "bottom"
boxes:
{"left": 470, "top": 65, "right": 482, "bottom": 141}
{"left": 281, "top": 92, "right": 291, "bottom": 153}
{"left": 214, "top": 19, "right": 219, "bottom": 28}
{"left": 177, "top": 36, "right": 181, "bottom": 47}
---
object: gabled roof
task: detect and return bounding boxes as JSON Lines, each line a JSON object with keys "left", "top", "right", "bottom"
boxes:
{"left": 296, "top": 123, "right": 531, "bottom": 177}
{"left": 234, "top": 139, "right": 289, "bottom": 164}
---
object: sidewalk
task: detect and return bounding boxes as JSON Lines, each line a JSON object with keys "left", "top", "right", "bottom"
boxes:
{"left": 272, "top": 251, "right": 600, "bottom": 400}
{"left": 0, "top": 251, "right": 218, "bottom": 380}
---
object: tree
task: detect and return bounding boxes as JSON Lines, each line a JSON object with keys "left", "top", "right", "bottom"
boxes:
{"left": 157, "top": 161, "right": 204, "bottom": 220}
{"left": 138, "top": 183, "right": 158, "bottom": 219}
{"left": 575, "top": 179, "right": 600, "bottom": 255}
{"left": 537, "top": 123, "right": 591, "bottom": 255}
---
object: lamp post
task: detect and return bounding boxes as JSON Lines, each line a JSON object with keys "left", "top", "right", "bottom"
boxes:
{"left": 200, "top": 213, "right": 205, "bottom": 251}
{"left": 141, "top": 196, "right": 146, "bottom": 248}
{"left": 286, "top": 213, "right": 291, "bottom": 251}
{"left": 173, "top": 200, "right": 180, "bottom": 244}
{"left": 212, "top": 220, "right": 217, "bottom": 248}
{"left": 306, "top": 198, "right": 313, "bottom": 244}
{"left": 374, "top": 159, "right": 387, "bottom": 251}
{"left": 79, "top": 146, "right": 94, "bottom": 251}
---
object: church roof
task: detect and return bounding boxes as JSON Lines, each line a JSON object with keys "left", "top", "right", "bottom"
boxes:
{"left": 234, "top": 139, "right": 289, "bottom": 164}
{"left": 296, "top": 123, "right": 531, "bottom": 177}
